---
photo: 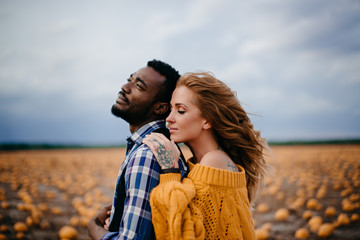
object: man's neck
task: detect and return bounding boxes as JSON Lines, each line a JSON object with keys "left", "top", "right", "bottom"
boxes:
{"left": 129, "top": 118, "right": 162, "bottom": 134}
{"left": 129, "top": 124, "right": 142, "bottom": 134}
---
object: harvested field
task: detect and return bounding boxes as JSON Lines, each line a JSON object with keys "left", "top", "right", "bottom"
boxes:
{"left": 0, "top": 145, "right": 359, "bottom": 239}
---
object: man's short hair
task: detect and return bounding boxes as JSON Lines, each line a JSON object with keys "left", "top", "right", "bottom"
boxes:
{"left": 147, "top": 59, "right": 180, "bottom": 103}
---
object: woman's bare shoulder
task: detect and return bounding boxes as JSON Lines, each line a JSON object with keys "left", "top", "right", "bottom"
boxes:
{"left": 200, "top": 150, "right": 239, "bottom": 172}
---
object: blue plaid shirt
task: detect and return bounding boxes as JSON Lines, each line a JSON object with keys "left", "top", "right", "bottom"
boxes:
{"left": 102, "top": 120, "right": 187, "bottom": 240}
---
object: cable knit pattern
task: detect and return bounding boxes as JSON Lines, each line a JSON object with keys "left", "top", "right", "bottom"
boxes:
{"left": 150, "top": 159, "right": 255, "bottom": 240}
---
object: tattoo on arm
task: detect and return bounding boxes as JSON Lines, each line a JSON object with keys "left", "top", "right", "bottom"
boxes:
{"left": 227, "top": 161, "right": 238, "bottom": 172}
{"left": 156, "top": 144, "right": 175, "bottom": 168}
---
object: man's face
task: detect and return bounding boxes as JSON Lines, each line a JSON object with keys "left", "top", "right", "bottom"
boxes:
{"left": 111, "top": 66, "right": 166, "bottom": 125}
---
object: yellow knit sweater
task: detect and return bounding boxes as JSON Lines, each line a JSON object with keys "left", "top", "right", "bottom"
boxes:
{"left": 150, "top": 159, "right": 255, "bottom": 240}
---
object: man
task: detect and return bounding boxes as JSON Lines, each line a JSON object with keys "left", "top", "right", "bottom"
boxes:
{"left": 88, "top": 60, "right": 187, "bottom": 240}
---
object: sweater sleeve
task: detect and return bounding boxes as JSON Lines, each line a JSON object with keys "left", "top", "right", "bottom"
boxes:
{"left": 150, "top": 173, "right": 205, "bottom": 240}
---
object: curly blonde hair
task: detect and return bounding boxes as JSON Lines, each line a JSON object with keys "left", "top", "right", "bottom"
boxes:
{"left": 177, "top": 72, "right": 268, "bottom": 202}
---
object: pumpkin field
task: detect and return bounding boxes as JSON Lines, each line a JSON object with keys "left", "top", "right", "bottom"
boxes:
{"left": 0, "top": 144, "right": 359, "bottom": 239}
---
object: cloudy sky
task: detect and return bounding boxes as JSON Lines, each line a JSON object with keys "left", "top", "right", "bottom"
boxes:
{"left": 1, "top": 0, "right": 360, "bottom": 145}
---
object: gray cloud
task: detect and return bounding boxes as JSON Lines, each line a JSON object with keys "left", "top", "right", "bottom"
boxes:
{"left": 1, "top": 0, "right": 359, "bottom": 144}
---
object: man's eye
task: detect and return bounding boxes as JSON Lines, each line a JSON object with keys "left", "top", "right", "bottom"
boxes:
{"left": 136, "top": 83, "right": 144, "bottom": 90}
{"left": 127, "top": 78, "right": 131, "bottom": 82}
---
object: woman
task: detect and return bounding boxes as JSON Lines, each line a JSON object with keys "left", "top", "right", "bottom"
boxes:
{"left": 143, "top": 72, "right": 268, "bottom": 240}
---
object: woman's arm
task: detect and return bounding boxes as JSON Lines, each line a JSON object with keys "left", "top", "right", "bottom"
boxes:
{"left": 143, "top": 133, "right": 205, "bottom": 240}
{"left": 143, "top": 133, "right": 180, "bottom": 169}
{"left": 150, "top": 177, "right": 205, "bottom": 240}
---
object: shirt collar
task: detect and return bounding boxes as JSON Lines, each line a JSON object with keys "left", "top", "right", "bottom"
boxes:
{"left": 127, "top": 120, "right": 166, "bottom": 146}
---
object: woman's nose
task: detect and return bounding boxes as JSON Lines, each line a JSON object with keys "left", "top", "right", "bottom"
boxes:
{"left": 166, "top": 110, "right": 175, "bottom": 123}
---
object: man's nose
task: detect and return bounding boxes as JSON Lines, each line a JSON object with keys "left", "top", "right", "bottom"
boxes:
{"left": 121, "top": 81, "right": 131, "bottom": 94}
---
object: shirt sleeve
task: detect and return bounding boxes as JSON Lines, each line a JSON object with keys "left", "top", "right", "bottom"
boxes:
{"left": 102, "top": 145, "right": 161, "bottom": 240}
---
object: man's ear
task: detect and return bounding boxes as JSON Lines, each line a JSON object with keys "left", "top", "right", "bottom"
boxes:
{"left": 153, "top": 102, "right": 170, "bottom": 116}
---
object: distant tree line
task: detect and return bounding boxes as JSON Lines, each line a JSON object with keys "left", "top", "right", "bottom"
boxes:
{"left": 267, "top": 139, "right": 360, "bottom": 146}
{"left": 0, "top": 143, "right": 126, "bottom": 151}
{"left": 1, "top": 139, "right": 359, "bottom": 151}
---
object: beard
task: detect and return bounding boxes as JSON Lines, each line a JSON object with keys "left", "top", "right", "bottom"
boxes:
{"left": 111, "top": 102, "right": 153, "bottom": 126}
{"left": 111, "top": 104, "right": 129, "bottom": 120}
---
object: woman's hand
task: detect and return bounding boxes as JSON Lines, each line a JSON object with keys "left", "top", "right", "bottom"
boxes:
{"left": 143, "top": 133, "right": 180, "bottom": 169}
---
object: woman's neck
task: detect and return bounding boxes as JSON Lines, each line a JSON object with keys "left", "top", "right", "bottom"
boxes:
{"left": 186, "top": 132, "right": 218, "bottom": 163}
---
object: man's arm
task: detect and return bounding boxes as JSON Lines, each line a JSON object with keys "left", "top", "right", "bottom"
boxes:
{"left": 118, "top": 147, "right": 161, "bottom": 239}
{"left": 97, "top": 146, "right": 161, "bottom": 240}
{"left": 88, "top": 204, "right": 112, "bottom": 240}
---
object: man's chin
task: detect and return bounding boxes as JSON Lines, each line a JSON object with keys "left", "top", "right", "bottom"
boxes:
{"left": 111, "top": 105, "right": 124, "bottom": 118}
{"left": 111, "top": 105, "right": 133, "bottom": 123}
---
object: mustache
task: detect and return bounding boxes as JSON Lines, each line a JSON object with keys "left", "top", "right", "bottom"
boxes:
{"left": 118, "top": 91, "right": 129, "bottom": 103}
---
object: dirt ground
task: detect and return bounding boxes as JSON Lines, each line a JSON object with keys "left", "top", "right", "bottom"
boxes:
{"left": 0, "top": 145, "right": 359, "bottom": 239}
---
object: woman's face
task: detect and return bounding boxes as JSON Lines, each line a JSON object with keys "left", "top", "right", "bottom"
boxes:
{"left": 166, "top": 86, "right": 208, "bottom": 143}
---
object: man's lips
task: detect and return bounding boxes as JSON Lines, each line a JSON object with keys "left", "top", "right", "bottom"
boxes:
{"left": 116, "top": 92, "right": 129, "bottom": 104}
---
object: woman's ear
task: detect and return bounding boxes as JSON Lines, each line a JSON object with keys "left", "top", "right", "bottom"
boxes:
{"left": 154, "top": 102, "right": 169, "bottom": 116}
{"left": 203, "top": 120, "right": 212, "bottom": 130}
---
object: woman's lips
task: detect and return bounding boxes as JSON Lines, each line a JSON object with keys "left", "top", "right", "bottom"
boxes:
{"left": 169, "top": 127, "right": 177, "bottom": 133}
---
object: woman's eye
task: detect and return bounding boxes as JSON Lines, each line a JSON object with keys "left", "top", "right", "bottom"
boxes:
{"left": 178, "top": 111, "right": 185, "bottom": 114}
